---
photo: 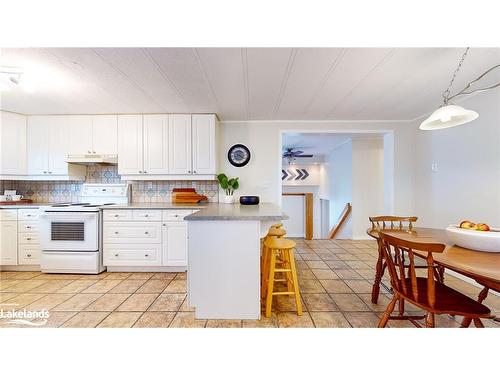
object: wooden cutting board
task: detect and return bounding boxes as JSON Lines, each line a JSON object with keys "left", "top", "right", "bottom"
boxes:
{"left": 0, "top": 199, "right": 33, "bottom": 206}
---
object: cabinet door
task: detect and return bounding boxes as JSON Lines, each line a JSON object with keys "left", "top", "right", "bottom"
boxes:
{"left": 0, "top": 221, "right": 18, "bottom": 265}
{"left": 0, "top": 111, "right": 27, "bottom": 175}
{"left": 117, "top": 115, "right": 144, "bottom": 175}
{"left": 92, "top": 115, "right": 118, "bottom": 155}
{"left": 168, "top": 114, "right": 192, "bottom": 174}
{"left": 143, "top": 114, "right": 169, "bottom": 174}
{"left": 162, "top": 222, "right": 188, "bottom": 266}
{"left": 48, "top": 116, "right": 70, "bottom": 175}
{"left": 27, "top": 116, "right": 49, "bottom": 175}
{"left": 68, "top": 115, "right": 93, "bottom": 155}
{"left": 192, "top": 114, "right": 216, "bottom": 175}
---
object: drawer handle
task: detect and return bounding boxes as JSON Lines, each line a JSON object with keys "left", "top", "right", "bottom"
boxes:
{"left": 27, "top": 254, "right": 32, "bottom": 258}
{"left": 114, "top": 253, "right": 119, "bottom": 257}
{"left": 114, "top": 214, "right": 119, "bottom": 217}
{"left": 27, "top": 238, "right": 32, "bottom": 241}
{"left": 174, "top": 215, "right": 179, "bottom": 217}
{"left": 27, "top": 214, "right": 32, "bottom": 217}
{"left": 145, "top": 254, "right": 149, "bottom": 257}
{"left": 26, "top": 226, "right": 32, "bottom": 229}
{"left": 144, "top": 231, "right": 149, "bottom": 235}
{"left": 145, "top": 214, "right": 149, "bottom": 217}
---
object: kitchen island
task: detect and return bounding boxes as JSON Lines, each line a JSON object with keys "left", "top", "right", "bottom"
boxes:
{"left": 185, "top": 203, "right": 287, "bottom": 319}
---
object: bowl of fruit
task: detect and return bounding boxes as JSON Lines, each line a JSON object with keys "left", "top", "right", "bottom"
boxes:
{"left": 446, "top": 221, "right": 500, "bottom": 253}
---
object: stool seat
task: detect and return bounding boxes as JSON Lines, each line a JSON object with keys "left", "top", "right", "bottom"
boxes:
{"left": 267, "top": 227, "right": 287, "bottom": 238}
{"left": 264, "top": 237, "right": 295, "bottom": 250}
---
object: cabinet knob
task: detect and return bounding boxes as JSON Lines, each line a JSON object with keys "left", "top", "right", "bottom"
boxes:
{"left": 114, "top": 231, "right": 119, "bottom": 234}
{"left": 143, "top": 171, "right": 147, "bottom": 174}
{"left": 27, "top": 238, "right": 31, "bottom": 240}
{"left": 145, "top": 254, "right": 149, "bottom": 257}
{"left": 43, "top": 171, "right": 47, "bottom": 174}
{"left": 145, "top": 214, "right": 149, "bottom": 217}
{"left": 144, "top": 231, "right": 149, "bottom": 235}
{"left": 114, "top": 214, "right": 119, "bottom": 217}
{"left": 193, "top": 171, "right": 197, "bottom": 174}
{"left": 27, "top": 214, "right": 32, "bottom": 217}
{"left": 188, "top": 170, "right": 192, "bottom": 174}
{"left": 139, "top": 171, "right": 143, "bottom": 174}
{"left": 174, "top": 215, "right": 179, "bottom": 217}
{"left": 93, "top": 151, "right": 96, "bottom": 154}
{"left": 48, "top": 171, "right": 52, "bottom": 174}
{"left": 162, "top": 223, "right": 166, "bottom": 227}
{"left": 114, "top": 253, "right": 119, "bottom": 257}
{"left": 26, "top": 226, "right": 32, "bottom": 229}
{"left": 88, "top": 151, "right": 91, "bottom": 154}
{"left": 27, "top": 254, "right": 32, "bottom": 258}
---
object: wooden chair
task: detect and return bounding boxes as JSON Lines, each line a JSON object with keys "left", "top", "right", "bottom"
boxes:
{"left": 368, "top": 216, "right": 419, "bottom": 304}
{"left": 377, "top": 232, "right": 491, "bottom": 328}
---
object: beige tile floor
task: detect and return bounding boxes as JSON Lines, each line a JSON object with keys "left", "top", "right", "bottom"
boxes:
{"left": 1, "top": 238, "right": 499, "bottom": 328}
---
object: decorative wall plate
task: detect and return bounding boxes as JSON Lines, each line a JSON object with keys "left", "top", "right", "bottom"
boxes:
{"left": 228, "top": 144, "right": 251, "bottom": 167}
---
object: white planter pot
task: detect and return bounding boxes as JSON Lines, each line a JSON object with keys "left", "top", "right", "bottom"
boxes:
{"left": 223, "top": 195, "right": 235, "bottom": 204}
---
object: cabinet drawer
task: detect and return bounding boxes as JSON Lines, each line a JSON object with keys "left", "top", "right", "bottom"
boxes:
{"left": 103, "top": 210, "right": 133, "bottom": 221}
{"left": 162, "top": 210, "right": 193, "bottom": 221}
{"left": 132, "top": 210, "right": 162, "bottom": 221}
{"left": 0, "top": 209, "right": 18, "bottom": 221}
{"left": 103, "top": 245, "right": 161, "bottom": 266}
{"left": 18, "top": 221, "right": 39, "bottom": 233}
{"left": 18, "top": 209, "right": 40, "bottom": 220}
{"left": 103, "top": 222, "right": 162, "bottom": 243}
{"left": 19, "top": 232, "right": 40, "bottom": 244}
{"left": 18, "top": 246, "right": 40, "bottom": 265}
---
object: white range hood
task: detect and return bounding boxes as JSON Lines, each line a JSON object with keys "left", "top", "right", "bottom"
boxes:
{"left": 66, "top": 154, "right": 118, "bottom": 165}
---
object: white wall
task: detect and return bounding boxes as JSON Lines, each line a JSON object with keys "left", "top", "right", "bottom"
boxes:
{"left": 282, "top": 185, "right": 321, "bottom": 238}
{"left": 351, "top": 138, "right": 385, "bottom": 239}
{"left": 218, "top": 120, "right": 415, "bottom": 217}
{"left": 327, "top": 140, "right": 353, "bottom": 238}
{"left": 414, "top": 90, "right": 500, "bottom": 229}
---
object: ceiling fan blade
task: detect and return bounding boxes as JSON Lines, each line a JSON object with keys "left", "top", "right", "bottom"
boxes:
{"left": 295, "top": 154, "right": 314, "bottom": 157}
{"left": 292, "top": 150, "right": 304, "bottom": 155}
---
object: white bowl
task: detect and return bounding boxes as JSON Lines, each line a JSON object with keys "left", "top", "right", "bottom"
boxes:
{"left": 446, "top": 225, "right": 500, "bottom": 253}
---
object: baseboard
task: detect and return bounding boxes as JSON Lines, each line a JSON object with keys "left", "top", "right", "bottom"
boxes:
{"left": 106, "top": 266, "right": 186, "bottom": 273}
{"left": 0, "top": 265, "right": 41, "bottom": 272}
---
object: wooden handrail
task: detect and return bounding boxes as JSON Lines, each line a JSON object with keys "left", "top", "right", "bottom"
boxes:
{"left": 328, "top": 203, "right": 352, "bottom": 239}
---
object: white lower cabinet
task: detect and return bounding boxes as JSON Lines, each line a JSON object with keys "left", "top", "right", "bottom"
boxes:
{"left": 103, "top": 209, "right": 192, "bottom": 269}
{"left": 1, "top": 219, "right": 18, "bottom": 265}
{"left": 0, "top": 209, "right": 40, "bottom": 266}
{"left": 162, "top": 222, "right": 188, "bottom": 267}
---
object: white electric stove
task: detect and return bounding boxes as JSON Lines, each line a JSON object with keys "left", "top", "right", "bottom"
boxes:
{"left": 40, "top": 183, "right": 130, "bottom": 274}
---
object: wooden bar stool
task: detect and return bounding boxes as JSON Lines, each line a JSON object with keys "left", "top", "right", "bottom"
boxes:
{"left": 262, "top": 237, "right": 302, "bottom": 318}
{"left": 261, "top": 226, "right": 287, "bottom": 298}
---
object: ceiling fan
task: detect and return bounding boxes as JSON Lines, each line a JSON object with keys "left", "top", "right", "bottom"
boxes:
{"left": 283, "top": 147, "right": 314, "bottom": 164}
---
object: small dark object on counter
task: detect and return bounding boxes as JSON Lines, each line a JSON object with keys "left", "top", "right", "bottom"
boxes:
{"left": 240, "top": 196, "right": 260, "bottom": 205}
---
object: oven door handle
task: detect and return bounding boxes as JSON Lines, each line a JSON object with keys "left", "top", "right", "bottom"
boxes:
{"left": 40, "top": 213, "right": 97, "bottom": 220}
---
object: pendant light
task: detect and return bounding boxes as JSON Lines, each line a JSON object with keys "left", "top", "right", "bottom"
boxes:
{"left": 420, "top": 48, "right": 500, "bottom": 130}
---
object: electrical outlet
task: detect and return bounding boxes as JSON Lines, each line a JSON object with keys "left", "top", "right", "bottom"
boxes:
{"left": 431, "top": 163, "right": 438, "bottom": 173}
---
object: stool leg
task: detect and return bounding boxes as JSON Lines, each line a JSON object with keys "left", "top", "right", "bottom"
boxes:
{"left": 265, "top": 249, "right": 277, "bottom": 318}
{"left": 261, "top": 243, "right": 270, "bottom": 299}
{"left": 288, "top": 248, "right": 302, "bottom": 316}
{"left": 282, "top": 249, "right": 293, "bottom": 293}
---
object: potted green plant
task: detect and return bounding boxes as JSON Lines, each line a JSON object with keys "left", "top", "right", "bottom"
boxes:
{"left": 217, "top": 173, "right": 239, "bottom": 204}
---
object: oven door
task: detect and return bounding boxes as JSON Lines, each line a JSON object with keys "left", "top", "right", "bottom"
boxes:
{"left": 40, "top": 212, "right": 99, "bottom": 252}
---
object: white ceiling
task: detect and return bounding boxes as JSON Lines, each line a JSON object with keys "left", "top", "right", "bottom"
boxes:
{"left": 0, "top": 48, "right": 499, "bottom": 120}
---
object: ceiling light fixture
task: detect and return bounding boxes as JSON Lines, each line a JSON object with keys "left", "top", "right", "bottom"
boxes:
{"left": 420, "top": 48, "right": 500, "bottom": 131}
{"left": 0, "top": 66, "right": 36, "bottom": 93}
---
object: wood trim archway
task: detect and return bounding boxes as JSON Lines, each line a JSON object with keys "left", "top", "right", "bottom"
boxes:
{"left": 282, "top": 192, "right": 313, "bottom": 240}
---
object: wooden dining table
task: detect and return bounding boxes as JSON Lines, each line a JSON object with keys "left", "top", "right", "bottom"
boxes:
{"left": 368, "top": 227, "right": 500, "bottom": 318}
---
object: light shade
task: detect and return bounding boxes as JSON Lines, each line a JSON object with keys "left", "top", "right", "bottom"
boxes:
{"left": 419, "top": 104, "right": 478, "bottom": 130}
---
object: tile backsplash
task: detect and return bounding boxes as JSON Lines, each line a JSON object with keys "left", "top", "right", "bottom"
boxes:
{"left": 0, "top": 165, "right": 219, "bottom": 203}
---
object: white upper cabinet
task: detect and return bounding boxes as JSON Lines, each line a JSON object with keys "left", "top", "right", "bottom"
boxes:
{"left": 117, "top": 115, "right": 144, "bottom": 175}
{"left": 47, "top": 116, "right": 70, "bottom": 175}
{"left": 143, "top": 114, "right": 169, "bottom": 175}
{"left": 92, "top": 115, "right": 118, "bottom": 155}
{"left": 69, "top": 115, "right": 93, "bottom": 155}
{"left": 168, "top": 114, "right": 192, "bottom": 175}
{"left": 192, "top": 114, "right": 216, "bottom": 175}
{"left": 0, "top": 111, "right": 27, "bottom": 175}
{"left": 27, "top": 116, "right": 50, "bottom": 175}
{"left": 27, "top": 116, "right": 84, "bottom": 178}
{"left": 69, "top": 115, "right": 117, "bottom": 155}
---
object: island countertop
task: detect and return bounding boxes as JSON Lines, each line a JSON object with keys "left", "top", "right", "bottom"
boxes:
{"left": 184, "top": 203, "right": 287, "bottom": 221}
{"left": 99, "top": 202, "right": 212, "bottom": 210}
